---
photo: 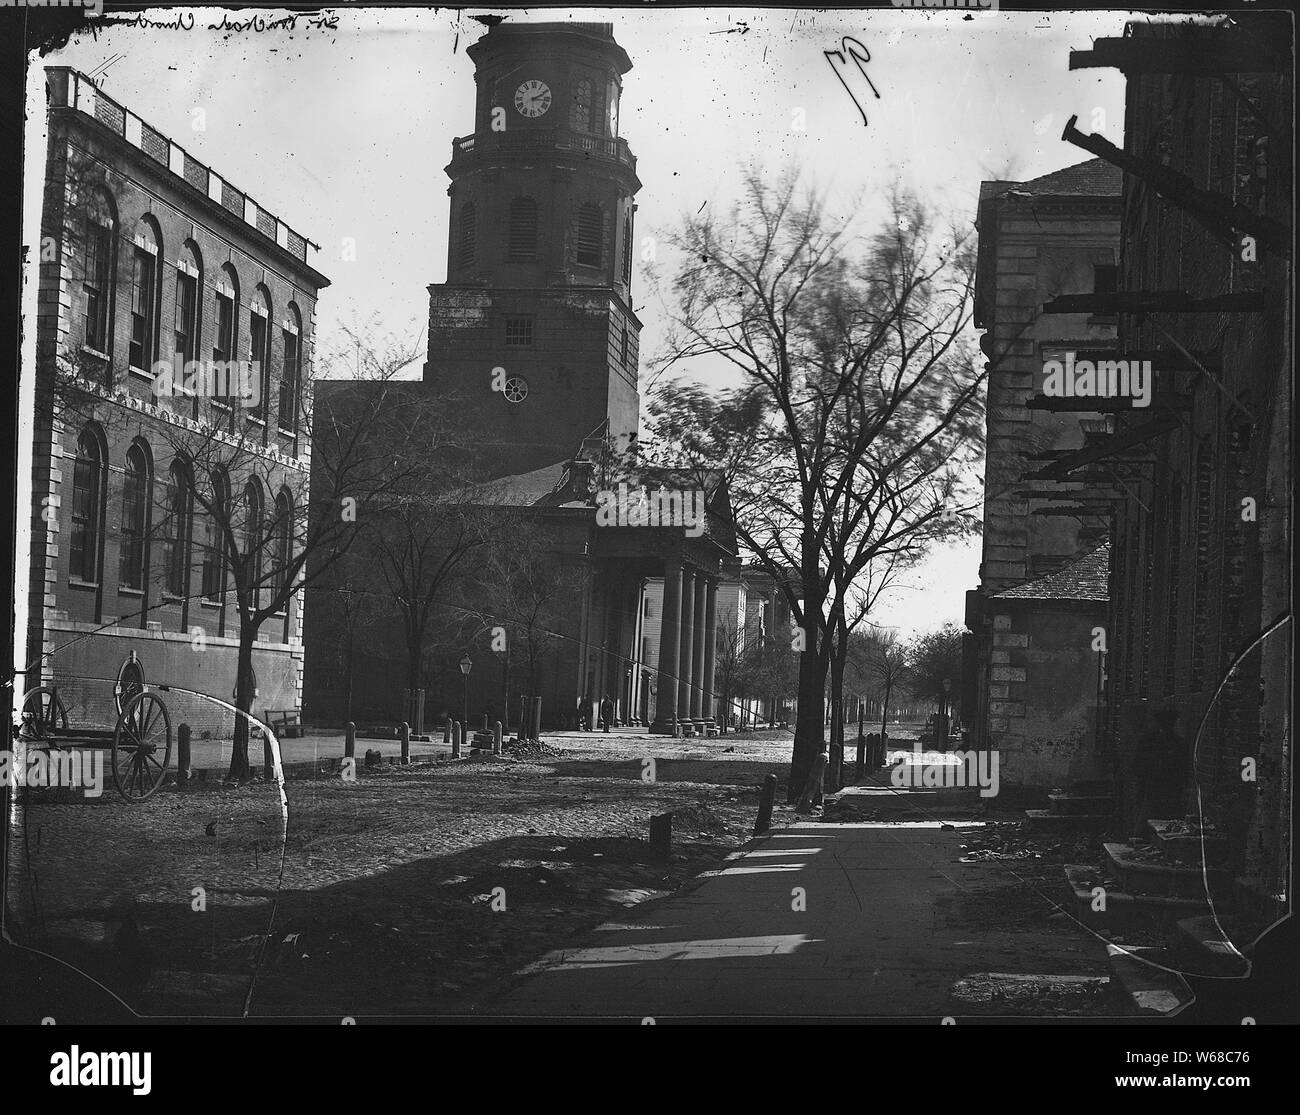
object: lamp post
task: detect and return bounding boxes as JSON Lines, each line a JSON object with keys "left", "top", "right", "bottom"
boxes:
{"left": 459, "top": 655, "right": 473, "bottom": 736}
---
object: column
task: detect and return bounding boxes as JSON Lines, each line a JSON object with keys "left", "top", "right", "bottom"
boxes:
{"left": 702, "top": 577, "right": 718, "bottom": 727}
{"left": 690, "top": 574, "right": 707, "bottom": 724}
{"left": 677, "top": 567, "right": 696, "bottom": 730}
{"left": 630, "top": 578, "right": 645, "bottom": 725}
{"left": 651, "top": 561, "right": 682, "bottom": 734}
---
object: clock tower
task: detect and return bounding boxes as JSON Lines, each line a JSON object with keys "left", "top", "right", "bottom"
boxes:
{"left": 424, "top": 21, "right": 642, "bottom": 478}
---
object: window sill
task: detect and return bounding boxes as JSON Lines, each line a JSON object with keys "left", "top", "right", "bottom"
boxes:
{"left": 200, "top": 598, "right": 224, "bottom": 609}
{"left": 79, "top": 344, "right": 110, "bottom": 363}
{"left": 127, "top": 365, "right": 156, "bottom": 383}
{"left": 118, "top": 586, "right": 144, "bottom": 597}
{"left": 276, "top": 426, "right": 297, "bottom": 438}
{"left": 246, "top": 416, "right": 267, "bottom": 428}
{"left": 68, "top": 578, "right": 99, "bottom": 590}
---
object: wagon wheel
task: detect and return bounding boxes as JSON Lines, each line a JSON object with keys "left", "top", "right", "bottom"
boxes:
{"left": 19, "top": 686, "right": 67, "bottom": 744}
{"left": 112, "top": 691, "right": 172, "bottom": 802}
{"left": 114, "top": 655, "right": 146, "bottom": 718}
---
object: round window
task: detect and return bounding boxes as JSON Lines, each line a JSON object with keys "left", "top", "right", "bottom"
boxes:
{"left": 503, "top": 376, "right": 529, "bottom": 403}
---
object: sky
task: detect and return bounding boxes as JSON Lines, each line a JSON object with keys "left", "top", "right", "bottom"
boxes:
{"left": 30, "top": 5, "right": 1134, "bottom": 638}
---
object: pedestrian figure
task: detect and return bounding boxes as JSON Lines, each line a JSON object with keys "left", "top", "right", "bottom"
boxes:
{"left": 599, "top": 694, "right": 615, "bottom": 734}
{"left": 576, "top": 695, "right": 591, "bottom": 731}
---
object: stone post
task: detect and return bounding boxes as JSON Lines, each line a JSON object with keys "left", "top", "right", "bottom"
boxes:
{"left": 177, "top": 723, "right": 192, "bottom": 788}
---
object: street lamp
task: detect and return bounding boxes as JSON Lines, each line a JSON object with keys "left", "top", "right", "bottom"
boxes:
{"left": 459, "top": 655, "right": 473, "bottom": 735}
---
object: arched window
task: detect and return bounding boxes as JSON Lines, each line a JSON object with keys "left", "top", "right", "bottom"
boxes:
{"left": 271, "top": 490, "right": 292, "bottom": 610}
{"left": 249, "top": 285, "right": 272, "bottom": 422}
{"left": 174, "top": 240, "right": 202, "bottom": 366}
{"left": 118, "top": 442, "right": 151, "bottom": 590}
{"left": 161, "top": 459, "right": 191, "bottom": 599}
{"left": 508, "top": 197, "right": 538, "bottom": 262}
{"left": 69, "top": 428, "right": 104, "bottom": 583}
{"left": 458, "top": 202, "right": 477, "bottom": 268}
{"left": 570, "top": 75, "right": 604, "bottom": 134}
{"left": 279, "top": 303, "right": 302, "bottom": 433}
{"left": 213, "top": 263, "right": 240, "bottom": 413}
{"left": 576, "top": 203, "right": 603, "bottom": 268}
{"left": 570, "top": 77, "right": 592, "bottom": 132}
{"left": 201, "top": 470, "right": 228, "bottom": 602}
{"left": 128, "top": 216, "right": 161, "bottom": 370}
{"left": 241, "top": 479, "right": 264, "bottom": 607}
{"left": 82, "top": 187, "right": 116, "bottom": 354}
{"left": 622, "top": 213, "right": 633, "bottom": 286}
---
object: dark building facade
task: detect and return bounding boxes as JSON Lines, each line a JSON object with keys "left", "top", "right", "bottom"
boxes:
{"left": 1059, "top": 19, "right": 1291, "bottom": 911}
{"left": 24, "top": 69, "right": 328, "bottom": 732}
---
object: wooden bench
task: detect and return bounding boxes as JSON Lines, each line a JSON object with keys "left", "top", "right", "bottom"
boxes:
{"left": 270, "top": 709, "right": 302, "bottom": 738}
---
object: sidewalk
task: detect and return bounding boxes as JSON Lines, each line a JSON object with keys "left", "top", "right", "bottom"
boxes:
{"left": 480, "top": 784, "right": 1105, "bottom": 1020}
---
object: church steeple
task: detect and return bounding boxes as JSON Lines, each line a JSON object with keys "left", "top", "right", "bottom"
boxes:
{"left": 424, "top": 22, "right": 643, "bottom": 479}
{"left": 445, "top": 22, "right": 640, "bottom": 298}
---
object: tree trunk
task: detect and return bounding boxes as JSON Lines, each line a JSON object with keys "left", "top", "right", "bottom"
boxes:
{"left": 828, "top": 648, "right": 846, "bottom": 793}
{"left": 787, "top": 646, "right": 826, "bottom": 802}
{"left": 227, "top": 624, "right": 256, "bottom": 782}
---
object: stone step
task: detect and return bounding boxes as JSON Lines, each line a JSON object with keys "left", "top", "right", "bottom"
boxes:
{"left": 1169, "top": 915, "right": 1251, "bottom": 978}
{"left": 1147, "top": 819, "right": 1229, "bottom": 866}
{"left": 1023, "top": 809, "right": 1108, "bottom": 833}
{"left": 1106, "top": 944, "right": 1195, "bottom": 1016}
{"left": 1047, "top": 791, "right": 1114, "bottom": 816}
{"left": 1104, "top": 842, "right": 1232, "bottom": 900}
{"left": 1064, "top": 864, "right": 1212, "bottom": 930}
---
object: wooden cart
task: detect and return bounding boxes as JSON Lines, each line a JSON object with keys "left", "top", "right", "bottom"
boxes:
{"left": 17, "top": 665, "right": 172, "bottom": 802}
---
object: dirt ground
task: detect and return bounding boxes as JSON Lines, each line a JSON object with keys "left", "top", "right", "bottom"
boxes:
{"left": 5, "top": 731, "right": 798, "bottom": 1019}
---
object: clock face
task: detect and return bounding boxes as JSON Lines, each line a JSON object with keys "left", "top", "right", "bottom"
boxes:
{"left": 514, "top": 80, "right": 552, "bottom": 118}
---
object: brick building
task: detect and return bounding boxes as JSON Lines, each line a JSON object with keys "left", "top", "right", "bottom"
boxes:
{"left": 1058, "top": 18, "right": 1292, "bottom": 910}
{"left": 964, "top": 157, "right": 1122, "bottom": 792}
{"left": 21, "top": 69, "right": 328, "bottom": 732}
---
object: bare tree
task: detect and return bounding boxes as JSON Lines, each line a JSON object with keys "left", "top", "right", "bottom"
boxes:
{"left": 474, "top": 522, "right": 590, "bottom": 734}
{"left": 647, "top": 168, "right": 985, "bottom": 800}
{"left": 868, "top": 631, "right": 911, "bottom": 765}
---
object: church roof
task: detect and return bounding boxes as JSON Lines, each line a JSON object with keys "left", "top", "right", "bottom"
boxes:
{"left": 992, "top": 158, "right": 1122, "bottom": 200}
{"left": 991, "top": 543, "right": 1111, "bottom": 602}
